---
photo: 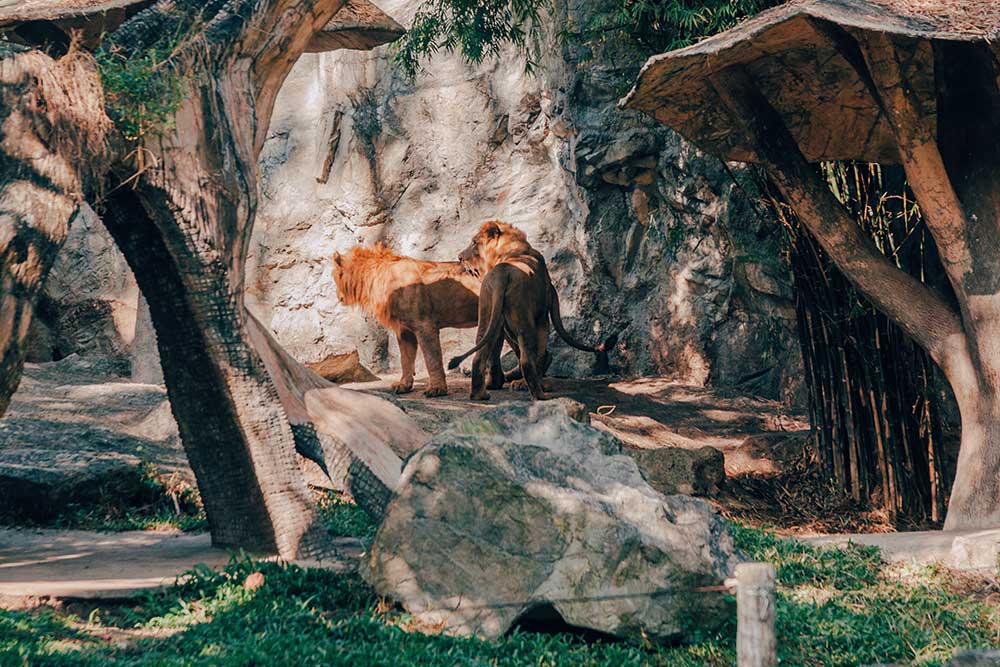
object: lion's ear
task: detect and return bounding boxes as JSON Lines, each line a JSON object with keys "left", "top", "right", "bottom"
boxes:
{"left": 484, "top": 221, "right": 501, "bottom": 239}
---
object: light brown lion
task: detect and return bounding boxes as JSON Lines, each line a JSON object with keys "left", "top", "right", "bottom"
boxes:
{"left": 448, "top": 221, "right": 618, "bottom": 401}
{"left": 332, "top": 243, "right": 505, "bottom": 396}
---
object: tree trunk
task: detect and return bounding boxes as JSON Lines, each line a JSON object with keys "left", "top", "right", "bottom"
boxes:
{"left": 947, "top": 387, "right": 1000, "bottom": 529}
{"left": 0, "top": 1, "right": 417, "bottom": 558}
{"left": 92, "top": 0, "right": 414, "bottom": 556}
{"left": 102, "top": 185, "right": 331, "bottom": 556}
{"left": 0, "top": 45, "right": 109, "bottom": 415}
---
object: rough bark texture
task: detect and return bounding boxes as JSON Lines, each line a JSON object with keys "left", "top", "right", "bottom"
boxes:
{"left": 1, "top": 0, "right": 410, "bottom": 558}
{"left": 623, "top": 0, "right": 1000, "bottom": 528}
{"left": 0, "top": 45, "right": 109, "bottom": 416}
{"left": 92, "top": 0, "right": 411, "bottom": 556}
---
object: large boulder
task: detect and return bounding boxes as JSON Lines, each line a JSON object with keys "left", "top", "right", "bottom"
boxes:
{"left": 0, "top": 418, "right": 164, "bottom": 521}
{"left": 28, "top": 204, "right": 139, "bottom": 363}
{"left": 362, "top": 399, "right": 742, "bottom": 644}
{"left": 0, "top": 356, "right": 187, "bottom": 520}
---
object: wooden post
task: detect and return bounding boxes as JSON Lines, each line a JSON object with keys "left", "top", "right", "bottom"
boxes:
{"left": 736, "top": 562, "right": 776, "bottom": 667}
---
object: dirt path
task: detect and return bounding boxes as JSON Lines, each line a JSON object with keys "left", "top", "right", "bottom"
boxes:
{"left": 352, "top": 373, "right": 807, "bottom": 452}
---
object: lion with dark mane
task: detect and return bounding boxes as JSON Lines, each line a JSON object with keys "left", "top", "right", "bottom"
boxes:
{"left": 448, "top": 221, "right": 618, "bottom": 401}
{"left": 332, "top": 243, "right": 505, "bottom": 396}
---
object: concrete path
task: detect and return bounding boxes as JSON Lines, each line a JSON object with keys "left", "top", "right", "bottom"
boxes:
{"left": 2, "top": 524, "right": 997, "bottom": 611}
{"left": 0, "top": 528, "right": 361, "bottom": 607}
{"left": 806, "top": 528, "right": 1000, "bottom": 570}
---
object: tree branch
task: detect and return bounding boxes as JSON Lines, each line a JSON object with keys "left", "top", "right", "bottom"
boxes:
{"left": 834, "top": 29, "right": 975, "bottom": 294}
{"left": 708, "top": 65, "right": 964, "bottom": 366}
{"left": 230, "top": 0, "right": 349, "bottom": 154}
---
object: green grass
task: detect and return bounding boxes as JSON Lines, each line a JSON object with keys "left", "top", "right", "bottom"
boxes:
{"left": 2, "top": 523, "right": 997, "bottom": 667}
{"left": 0, "top": 463, "right": 206, "bottom": 533}
{"left": 318, "top": 492, "right": 377, "bottom": 541}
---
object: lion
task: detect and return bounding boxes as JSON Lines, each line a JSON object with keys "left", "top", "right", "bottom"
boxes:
{"left": 332, "top": 243, "right": 506, "bottom": 397}
{"left": 447, "top": 221, "right": 618, "bottom": 401}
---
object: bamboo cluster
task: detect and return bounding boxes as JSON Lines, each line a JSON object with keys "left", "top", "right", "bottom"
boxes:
{"left": 770, "top": 163, "right": 952, "bottom": 525}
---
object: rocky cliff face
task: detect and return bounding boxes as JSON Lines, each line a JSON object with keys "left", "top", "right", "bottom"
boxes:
{"left": 35, "top": 0, "right": 803, "bottom": 404}
{"left": 248, "top": 0, "right": 803, "bottom": 402}
{"left": 26, "top": 204, "right": 138, "bottom": 364}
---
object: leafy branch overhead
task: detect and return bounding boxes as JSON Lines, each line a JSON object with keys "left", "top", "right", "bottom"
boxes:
{"left": 393, "top": 0, "right": 781, "bottom": 76}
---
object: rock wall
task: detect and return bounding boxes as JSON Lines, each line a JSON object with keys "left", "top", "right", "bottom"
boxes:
{"left": 33, "top": 0, "right": 804, "bottom": 405}
{"left": 249, "top": 0, "right": 803, "bottom": 403}
{"left": 26, "top": 204, "right": 139, "bottom": 364}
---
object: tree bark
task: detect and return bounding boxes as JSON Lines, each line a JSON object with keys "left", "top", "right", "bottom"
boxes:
{"left": 89, "top": 0, "right": 410, "bottom": 557}
{"left": 0, "top": 45, "right": 109, "bottom": 415}
{"left": 930, "top": 40, "right": 1000, "bottom": 529}
{"left": 710, "top": 56, "right": 1000, "bottom": 529}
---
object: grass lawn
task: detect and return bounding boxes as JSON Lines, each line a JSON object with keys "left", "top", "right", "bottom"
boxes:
{"left": 2, "top": 507, "right": 998, "bottom": 667}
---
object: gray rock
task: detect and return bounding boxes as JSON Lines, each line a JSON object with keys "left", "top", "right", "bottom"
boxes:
{"left": 949, "top": 650, "right": 1000, "bottom": 666}
{"left": 627, "top": 445, "right": 725, "bottom": 496}
{"left": 41, "top": 204, "right": 140, "bottom": 361}
{"left": 362, "top": 400, "right": 741, "bottom": 644}
{"left": 305, "top": 349, "right": 378, "bottom": 384}
{"left": 0, "top": 356, "right": 188, "bottom": 520}
{"left": 243, "top": 0, "right": 804, "bottom": 404}
{"left": 0, "top": 418, "right": 161, "bottom": 520}
{"left": 130, "top": 295, "right": 164, "bottom": 385}
{"left": 949, "top": 533, "right": 1000, "bottom": 571}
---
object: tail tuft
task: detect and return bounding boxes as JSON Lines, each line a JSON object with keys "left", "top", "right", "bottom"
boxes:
{"left": 447, "top": 356, "right": 463, "bottom": 370}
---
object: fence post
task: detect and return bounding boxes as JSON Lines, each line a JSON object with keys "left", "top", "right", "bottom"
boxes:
{"left": 736, "top": 562, "right": 776, "bottom": 667}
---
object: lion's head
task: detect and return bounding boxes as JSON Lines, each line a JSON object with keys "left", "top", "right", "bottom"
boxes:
{"left": 458, "top": 220, "right": 531, "bottom": 276}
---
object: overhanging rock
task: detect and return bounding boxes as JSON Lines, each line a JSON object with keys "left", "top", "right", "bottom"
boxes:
{"left": 621, "top": 0, "right": 1000, "bottom": 164}
{"left": 0, "top": 0, "right": 404, "bottom": 52}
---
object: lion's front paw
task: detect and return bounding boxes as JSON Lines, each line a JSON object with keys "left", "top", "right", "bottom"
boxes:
{"left": 391, "top": 381, "right": 414, "bottom": 394}
{"left": 470, "top": 390, "right": 490, "bottom": 401}
{"left": 509, "top": 379, "right": 528, "bottom": 392}
{"left": 424, "top": 387, "right": 448, "bottom": 398}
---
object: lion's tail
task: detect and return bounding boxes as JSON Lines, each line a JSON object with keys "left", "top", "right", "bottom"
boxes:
{"left": 448, "top": 282, "right": 507, "bottom": 370}
{"left": 547, "top": 284, "right": 619, "bottom": 374}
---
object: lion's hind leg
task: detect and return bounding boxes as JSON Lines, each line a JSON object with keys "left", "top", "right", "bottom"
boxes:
{"left": 471, "top": 316, "right": 503, "bottom": 402}
{"left": 487, "top": 339, "right": 506, "bottom": 390}
{"left": 515, "top": 331, "right": 547, "bottom": 401}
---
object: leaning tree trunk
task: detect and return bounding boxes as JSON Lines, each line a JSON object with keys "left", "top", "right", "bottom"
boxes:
{"left": 0, "top": 0, "right": 420, "bottom": 559}
{"left": 0, "top": 45, "right": 109, "bottom": 415}
{"left": 709, "top": 37, "right": 1000, "bottom": 529}
{"left": 921, "top": 40, "right": 1000, "bottom": 530}
{"left": 91, "top": 0, "right": 412, "bottom": 557}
